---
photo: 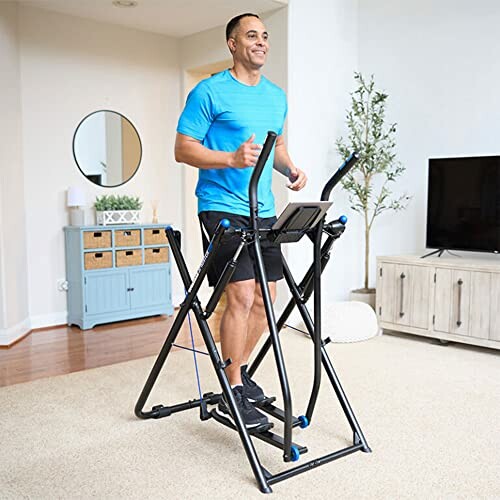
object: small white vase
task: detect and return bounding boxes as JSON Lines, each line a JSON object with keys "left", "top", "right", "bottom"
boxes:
{"left": 349, "top": 288, "right": 376, "bottom": 309}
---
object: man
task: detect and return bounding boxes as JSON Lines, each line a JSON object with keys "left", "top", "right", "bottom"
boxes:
{"left": 175, "top": 13, "right": 307, "bottom": 428}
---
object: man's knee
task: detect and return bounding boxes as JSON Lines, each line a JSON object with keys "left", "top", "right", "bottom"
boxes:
{"left": 225, "top": 280, "right": 256, "bottom": 315}
{"left": 252, "top": 281, "right": 277, "bottom": 310}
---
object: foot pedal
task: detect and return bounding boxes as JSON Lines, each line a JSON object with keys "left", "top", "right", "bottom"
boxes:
{"left": 254, "top": 401, "right": 302, "bottom": 427}
{"left": 202, "top": 392, "right": 222, "bottom": 406}
{"left": 256, "top": 395, "right": 276, "bottom": 406}
{"left": 210, "top": 409, "right": 274, "bottom": 434}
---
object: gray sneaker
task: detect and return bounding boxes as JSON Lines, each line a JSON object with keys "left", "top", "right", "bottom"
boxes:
{"left": 216, "top": 386, "right": 269, "bottom": 428}
{"left": 241, "top": 365, "right": 267, "bottom": 403}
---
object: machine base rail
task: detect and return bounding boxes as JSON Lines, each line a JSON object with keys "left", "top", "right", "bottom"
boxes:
{"left": 144, "top": 392, "right": 221, "bottom": 419}
{"left": 267, "top": 443, "right": 364, "bottom": 486}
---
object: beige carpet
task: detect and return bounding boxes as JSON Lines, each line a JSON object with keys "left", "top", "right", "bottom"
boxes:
{"left": 1, "top": 331, "right": 499, "bottom": 499}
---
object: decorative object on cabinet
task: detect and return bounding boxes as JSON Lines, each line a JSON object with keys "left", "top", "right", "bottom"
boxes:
{"left": 72, "top": 110, "right": 142, "bottom": 187}
{"left": 336, "top": 73, "right": 410, "bottom": 304}
{"left": 64, "top": 224, "right": 174, "bottom": 330}
{"left": 67, "top": 186, "right": 86, "bottom": 226}
{"left": 376, "top": 254, "right": 500, "bottom": 350}
{"left": 151, "top": 199, "right": 159, "bottom": 223}
{"left": 94, "top": 194, "right": 142, "bottom": 225}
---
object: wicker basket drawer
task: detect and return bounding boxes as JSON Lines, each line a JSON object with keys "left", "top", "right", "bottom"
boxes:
{"left": 83, "top": 230, "right": 111, "bottom": 249}
{"left": 116, "top": 249, "right": 142, "bottom": 267}
{"left": 84, "top": 251, "right": 112, "bottom": 270}
{"left": 144, "top": 228, "right": 168, "bottom": 245}
{"left": 144, "top": 247, "right": 169, "bottom": 264}
{"left": 115, "top": 229, "right": 141, "bottom": 247}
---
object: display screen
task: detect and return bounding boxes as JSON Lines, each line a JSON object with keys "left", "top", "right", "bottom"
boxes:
{"left": 426, "top": 156, "right": 500, "bottom": 253}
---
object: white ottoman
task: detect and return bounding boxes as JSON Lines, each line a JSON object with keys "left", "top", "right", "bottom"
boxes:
{"left": 323, "top": 301, "right": 380, "bottom": 342}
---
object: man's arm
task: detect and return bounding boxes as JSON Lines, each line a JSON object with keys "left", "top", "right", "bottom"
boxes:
{"left": 273, "top": 135, "right": 307, "bottom": 191}
{"left": 175, "top": 133, "right": 262, "bottom": 170}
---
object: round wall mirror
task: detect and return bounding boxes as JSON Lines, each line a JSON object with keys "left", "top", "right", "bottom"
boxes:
{"left": 73, "top": 110, "right": 142, "bottom": 187}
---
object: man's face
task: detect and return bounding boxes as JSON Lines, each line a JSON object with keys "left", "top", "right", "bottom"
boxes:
{"left": 228, "top": 17, "right": 269, "bottom": 69}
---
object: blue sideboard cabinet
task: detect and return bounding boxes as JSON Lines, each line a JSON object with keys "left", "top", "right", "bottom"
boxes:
{"left": 64, "top": 224, "right": 174, "bottom": 330}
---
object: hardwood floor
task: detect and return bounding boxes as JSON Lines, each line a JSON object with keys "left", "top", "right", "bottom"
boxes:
{"left": 0, "top": 310, "right": 221, "bottom": 388}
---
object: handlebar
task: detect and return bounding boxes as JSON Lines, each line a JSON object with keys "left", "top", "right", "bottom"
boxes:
{"left": 249, "top": 131, "right": 278, "bottom": 225}
{"left": 320, "top": 152, "right": 359, "bottom": 201}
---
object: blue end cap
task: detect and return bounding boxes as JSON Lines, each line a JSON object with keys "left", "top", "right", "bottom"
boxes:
{"left": 298, "top": 415, "right": 309, "bottom": 429}
{"left": 290, "top": 445, "right": 300, "bottom": 462}
{"left": 339, "top": 215, "right": 348, "bottom": 225}
{"left": 220, "top": 218, "right": 231, "bottom": 229}
{"left": 165, "top": 225, "right": 173, "bottom": 230}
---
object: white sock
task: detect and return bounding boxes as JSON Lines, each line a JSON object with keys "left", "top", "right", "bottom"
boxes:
{"left": 231, "top": 384, "right": 243, "bottom": 389}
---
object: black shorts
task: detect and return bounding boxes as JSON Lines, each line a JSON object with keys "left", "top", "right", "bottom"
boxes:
{"left": 198, "top": 211, "right": 284, "bottom": 287}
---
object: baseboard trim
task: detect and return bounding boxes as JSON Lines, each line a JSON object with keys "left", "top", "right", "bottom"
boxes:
{"left": 29, "top": 312, "right": 68, "bottom": 330}
{"left": 0, "top": 318, "right": 31, "bottom": 347}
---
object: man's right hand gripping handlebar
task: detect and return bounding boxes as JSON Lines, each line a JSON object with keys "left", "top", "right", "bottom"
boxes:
{"left": 229, "top": 133, "right": 263, "bottom": 168}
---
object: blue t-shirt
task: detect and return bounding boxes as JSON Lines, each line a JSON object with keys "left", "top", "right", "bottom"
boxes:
{"left": 177, "top": 69, "right": 287, "bottom": 217}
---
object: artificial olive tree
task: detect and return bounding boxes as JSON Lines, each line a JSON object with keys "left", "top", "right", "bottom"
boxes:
{"left": 336, "top": 73, "right": 409, "bottom": 291}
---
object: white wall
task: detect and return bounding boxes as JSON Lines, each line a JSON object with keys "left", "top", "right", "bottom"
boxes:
{"left": 18, "top": 6, "right": 181, "bottom": 328}
{"left": 0, "top": 2, "right": 30, "bottom": 344}
{"left": 358, "top": 0, "right": 500, "bottom": 277}
{"left": 287, "top": 0, "right": 360, "bottom": 302}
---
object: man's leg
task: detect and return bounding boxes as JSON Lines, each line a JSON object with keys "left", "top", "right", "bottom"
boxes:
{"left": 220, "top": 279, "right": 256, "bottom": 385}
{"left": 241, "top": 281, "right": 277, "bottom": 366}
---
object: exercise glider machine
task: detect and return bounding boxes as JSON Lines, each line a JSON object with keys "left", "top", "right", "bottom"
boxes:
{"left": 135, "top": 131, "right": 371, "bottom": 493}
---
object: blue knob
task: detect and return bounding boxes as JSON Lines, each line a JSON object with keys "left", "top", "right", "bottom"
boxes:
{"left": 165, "top": 224, "right": 173, "bottom": 230}
{"left": 220, "top": 218, "right": 231, "bottom": 229}
{"left": 339, "top": 215, "right": 348, "bottom": 225}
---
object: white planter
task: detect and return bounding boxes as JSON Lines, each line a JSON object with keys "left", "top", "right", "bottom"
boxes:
{"left": 96, "top": 210, "right": 140, "bottom": 226}
{"left": 349, "top": 288, "right": 376, "bottom": 309}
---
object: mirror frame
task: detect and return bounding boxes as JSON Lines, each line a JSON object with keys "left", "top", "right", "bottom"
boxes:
{"left": 72, "top": 109, "right": 143, "bottom": 188}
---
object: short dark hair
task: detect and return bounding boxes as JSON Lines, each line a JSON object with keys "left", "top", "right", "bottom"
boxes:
{"left": 225, "top": 13, "right": 260, "bottom": 41}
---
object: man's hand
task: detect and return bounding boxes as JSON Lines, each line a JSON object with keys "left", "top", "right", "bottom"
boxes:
{"left": 230, "top": 134, "right": 262, "bottom": 168}
{"left": 287, "top": 166, "right": 307, "bottom": 191}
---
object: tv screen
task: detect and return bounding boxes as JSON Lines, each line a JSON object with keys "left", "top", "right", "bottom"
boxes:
{"left": 426, "top": 156, "right": 500, "bottom": 253}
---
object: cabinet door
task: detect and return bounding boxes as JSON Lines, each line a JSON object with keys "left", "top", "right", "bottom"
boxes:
{"left": 377, "top": 262, "right": 396, "bottom": 323}
{"left": 469, "top": 272, "right": 490, "bottom": 340}
{"left": 85, "top": 270, "right": 130, "bottom": 315}
{"left": 129, "top": 266, "right": 170, "bottom": 309}
{"left": 409, "top": 266, "right": 431, "bottom": 329}
{"left": 393, "top": 265, "right": 430, "bottom": 329}
{"left": 490, "top": 274, "right": 500, "bottom": 341}
{"left": 434, "top": 268, "right": 453, "bottom": 333}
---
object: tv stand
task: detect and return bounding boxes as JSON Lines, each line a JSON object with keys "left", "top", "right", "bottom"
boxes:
{"left": 421, "top": 248, "right": 462, "bottom": 259}
{"left": 376, "top": 254, "right": 500, "bottom": 351}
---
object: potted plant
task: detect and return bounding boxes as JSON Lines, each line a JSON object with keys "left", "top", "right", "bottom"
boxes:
{"left": 336, "top": 72, "right": 409, "bottom": 307}
{"left": 94, "top": 194, "right": 143, "bottom": 225}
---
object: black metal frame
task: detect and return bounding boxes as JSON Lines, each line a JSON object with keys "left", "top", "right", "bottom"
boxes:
{"left": 134, "top": 131, "right": 371, "bottom": 493}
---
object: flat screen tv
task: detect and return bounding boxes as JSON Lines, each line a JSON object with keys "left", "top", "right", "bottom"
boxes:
{"left": 426, "top": 156, "right": 500, "bottom": 254}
